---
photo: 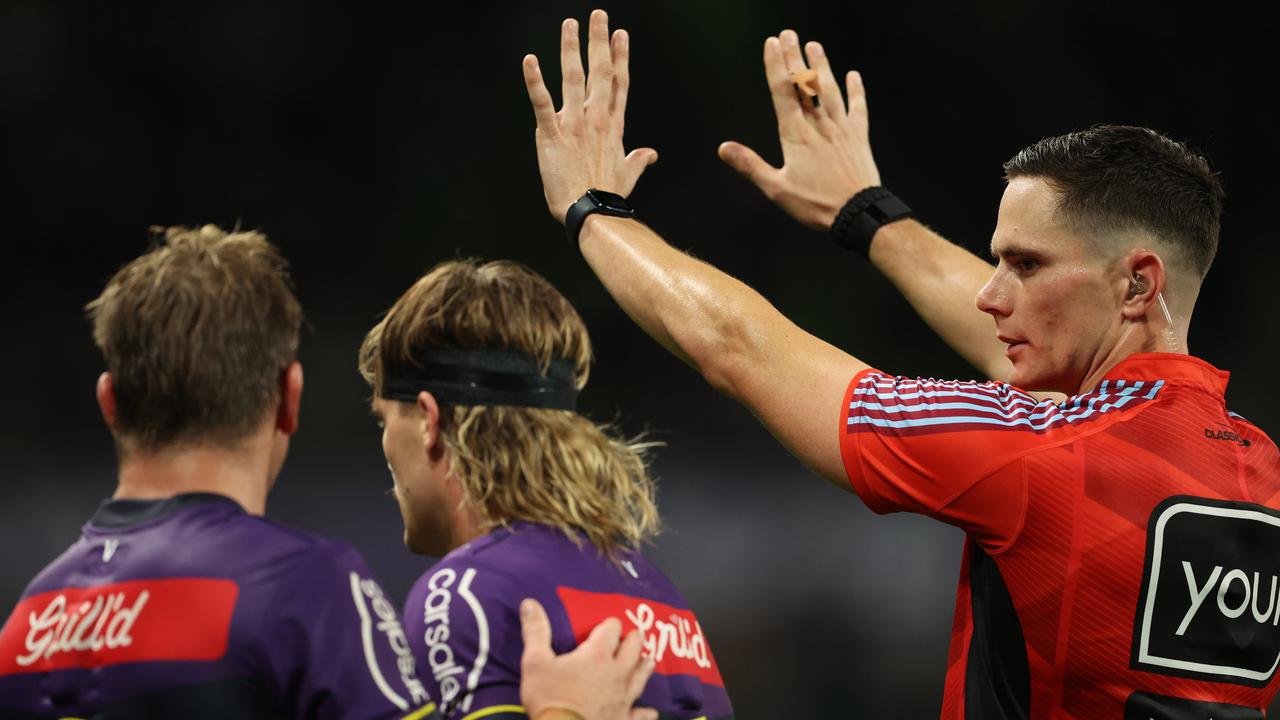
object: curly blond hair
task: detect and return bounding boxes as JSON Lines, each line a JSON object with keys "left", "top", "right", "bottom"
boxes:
{"left": 359, "top": 259, "right": 660, "bottom": 555}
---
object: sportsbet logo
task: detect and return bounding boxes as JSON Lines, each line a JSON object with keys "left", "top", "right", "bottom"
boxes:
{"left": 1132, "top": 497, "right": 1280, "bottom": 687}
{"left": 0, "top": 578, "right": 238, "bottom": 675}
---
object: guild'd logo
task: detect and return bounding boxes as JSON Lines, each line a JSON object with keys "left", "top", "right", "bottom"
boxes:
{"left": 0, "top": 578, "right": 238, "bottom": 675}
{"left": 17, "top": 590, "right": 149, "bottom": 666}
{"left": 557, "top": 587, "right": 724, "bottom": 687}
{"left": 1132, "top": 497, "right": 1280, "bottom": 686}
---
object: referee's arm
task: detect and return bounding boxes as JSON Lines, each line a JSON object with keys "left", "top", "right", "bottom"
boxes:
{"left": 715, "top": 29, "right": 1022, "bottom": 386}
{"left": 580, "top": 212, "right": 868, "bottom": 491}
{"left": 521, "top": 12, "right": 868, "bottom": 491}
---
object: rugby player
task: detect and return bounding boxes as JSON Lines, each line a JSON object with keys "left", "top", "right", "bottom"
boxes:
{"left": 358, "top": 258, "right": 733, "bottom": 720}
{"left": 521, "top": 10, "right": 1280, "bottom": 718}
{"left": 0, "top": 225, "right": 657, "bottom": 720}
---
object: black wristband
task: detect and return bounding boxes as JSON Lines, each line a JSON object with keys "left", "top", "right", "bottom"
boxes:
{"left": 565, "top": 189, "right": 636, "bottom": 245}
{"left": 830, "top": 186, "right": 913, "bottom": 257}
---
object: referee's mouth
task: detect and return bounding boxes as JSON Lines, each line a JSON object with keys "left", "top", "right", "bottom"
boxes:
{"left": 999, "top": 334, "right": 1028, "bottom": 359}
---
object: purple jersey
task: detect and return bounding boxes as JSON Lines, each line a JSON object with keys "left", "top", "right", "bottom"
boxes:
{"left": 0, "top": 493, "right": 438, "bottom": 720}
{"left": 404, "top": 521, "right": 733, "bottom": 720}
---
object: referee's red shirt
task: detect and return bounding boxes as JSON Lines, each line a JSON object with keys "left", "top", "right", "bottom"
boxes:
{"left": 840, "top": 353, "right": 1280, "bottom": 719}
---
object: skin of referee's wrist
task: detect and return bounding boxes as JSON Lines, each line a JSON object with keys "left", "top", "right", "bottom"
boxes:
{"left": 865, "top": 217, "right": 917, "bottom": 266}
{"left": 577, "top": 213, "right": 630, "bottom": 249}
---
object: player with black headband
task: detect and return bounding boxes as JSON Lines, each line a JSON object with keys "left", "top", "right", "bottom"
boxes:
{"left": 359, "top": 259, "right": 734, "bottom": 720}
{"left": 521, "top": 10, "right": 1280, "bottom": 718}
{"left": 0, "top": 225, "right": 658, "bottom": 720}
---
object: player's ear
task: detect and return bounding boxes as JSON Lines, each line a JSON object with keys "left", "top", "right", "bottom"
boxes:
{"left": 1122, "top": 250, "right": 1165, "bottom": 320}
{"left": 95, "top": 372, "right": 117, "bottom": 429}
{"left": 416, "top": 391, "right": 444, "bottom": 460}
{"left": 276, "top": 361, "right": 304, "bottom": 436}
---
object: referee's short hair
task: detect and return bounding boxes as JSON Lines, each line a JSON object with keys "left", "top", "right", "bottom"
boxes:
{"left": 87, "top": 225, "right": 302, "bottom": 453}
{"left": 1004, "top": 125, "right": 1224, "bottom": 280}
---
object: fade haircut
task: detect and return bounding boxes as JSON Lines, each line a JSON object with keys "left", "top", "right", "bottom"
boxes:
{"left": 359, "top": 259, "right": 661, "bottom": 556}
{"left": 87, "top": 225, "right": 302, "bottom": 453}
{"left": 1003, "top": 124, "right": 1224, "bottom": 279}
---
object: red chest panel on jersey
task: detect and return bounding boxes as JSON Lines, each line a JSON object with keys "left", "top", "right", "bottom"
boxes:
{"left": 0, "top": 578, "right": 238, "bottom": 675}
{"left": 556, "top": 587, "right": 724, "bottom": 687}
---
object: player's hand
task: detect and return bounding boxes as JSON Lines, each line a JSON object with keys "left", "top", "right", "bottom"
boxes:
{"left": 719, "top": 29, "right": 882, "bottom": 230}
{"left": 522, "top": 9, "right": 659, "bottom": 225}
{"left": 519, "top": 598, "right": 657, "bottom": 720}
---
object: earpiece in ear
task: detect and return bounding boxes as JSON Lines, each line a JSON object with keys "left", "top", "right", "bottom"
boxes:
{"left": 1128, "top": 274, "right": 1147, "bottom": 298}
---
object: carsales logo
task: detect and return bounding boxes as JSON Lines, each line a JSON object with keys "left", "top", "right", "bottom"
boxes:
{"left": 0, "top": 578, "right": 238, "bottom": 675}
{"left": 557, "top": 587, "right": 723, "bottom": 687}
{"left": 1132, "top": 497, "right": 1280, "bottom": 687}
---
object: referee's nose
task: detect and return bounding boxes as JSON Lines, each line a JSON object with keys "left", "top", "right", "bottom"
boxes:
{"left": 976, "top": 268, "right": 1012, "bottom": 319}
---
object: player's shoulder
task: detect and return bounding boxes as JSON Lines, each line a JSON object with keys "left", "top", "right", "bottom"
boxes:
{"left": 407, "top": 523, "right": 559, "bottom": 616}
{"left": 215, "top": 515, "right": 379, "bottom": 602}
{"left": 404, "top": 528, "right": 538, "bottom": 720}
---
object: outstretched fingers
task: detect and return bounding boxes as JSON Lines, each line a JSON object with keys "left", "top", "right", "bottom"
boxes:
{"left": 610, "top": 28, "right": 631, "bottom": 132}
{"left": 584, "top": 9, "right": 614, "bottom": 128}
{"left": 560, "top": 18, "right": 586, "bottom": 122}
{"left": 718, "top": 141, "right": 780, "bottom": 198}
{"left": 803, "top": 41, "right": 845, "bottom": 123}
{"left": 523, "top": 55, "right": 558, "bottom": 132}
{"left": 763, "top": 36, "right": 806, "bottom": 138}
{"left": 846, "top": 70, "right": 870, "bottom": 136}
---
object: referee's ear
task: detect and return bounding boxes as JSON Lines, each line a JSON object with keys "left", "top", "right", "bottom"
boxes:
{"left": 276, "top": 361, "right": 304, "bottom": 436}
{"left": 95, "top": 372, "right": 117, "bottom": 430}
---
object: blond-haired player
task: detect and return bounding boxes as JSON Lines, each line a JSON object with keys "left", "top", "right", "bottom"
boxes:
{"left": 360, "top": 259, "right": 734, "bottom": 720}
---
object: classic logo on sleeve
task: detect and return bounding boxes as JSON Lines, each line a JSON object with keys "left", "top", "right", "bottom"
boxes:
{"left": 1131, "top": 497, "right": 1280, "bottom": 687}
{"left": 557, "top": 587, "right": 724, "bottom": 687}
{"left": 0, "top": 578, "right": 237, "bottom": 675}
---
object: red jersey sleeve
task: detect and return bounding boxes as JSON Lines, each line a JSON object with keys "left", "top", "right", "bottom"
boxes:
{"left": 839, "top": 369, "right": 1062, "bottom": 550}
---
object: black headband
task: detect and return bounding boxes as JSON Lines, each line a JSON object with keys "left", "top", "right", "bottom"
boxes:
{"left": 380, "top": 347, "right": 580, "bottom": 411}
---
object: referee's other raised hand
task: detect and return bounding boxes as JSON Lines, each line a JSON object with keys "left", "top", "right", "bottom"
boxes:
{"left": 522, "top": 9, "right": 659, "bottom": 224}
{"left": 719, "top": 29, "right": 883, "bottom": 231}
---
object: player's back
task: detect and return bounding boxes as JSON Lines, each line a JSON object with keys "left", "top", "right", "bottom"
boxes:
{"left": 404, "top": 521, "right": 733, "bottom": 720}
{"left": 990, "top": 357, "right": 1280, "bottom": 717}
{"left": 0, "top": 493, "right": 433, "bottom": 720}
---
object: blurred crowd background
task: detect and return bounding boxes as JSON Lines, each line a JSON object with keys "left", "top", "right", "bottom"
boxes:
{"left": 2, "top": 1, "right": 1276, "bottom": 716}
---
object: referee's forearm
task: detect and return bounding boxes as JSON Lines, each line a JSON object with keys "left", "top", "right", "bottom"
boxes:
{"left": 578, "top": 214, "right": 779, "bottom": 398}
{"left": 868, "top": 219, "right": 1011, "bottom": 380}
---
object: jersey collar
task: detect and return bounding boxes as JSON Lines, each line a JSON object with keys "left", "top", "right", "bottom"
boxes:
{"left": 1101, "top": 352, "right": 1229, "bottom": 396}
{"left": 89, "top": 492, "right": 243, "bottom": 529}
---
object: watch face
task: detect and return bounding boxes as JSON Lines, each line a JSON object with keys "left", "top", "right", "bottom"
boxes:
{"left": 587, "top": 189, "right": 633, "bottom": 213}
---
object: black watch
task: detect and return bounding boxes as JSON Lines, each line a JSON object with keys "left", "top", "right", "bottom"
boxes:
{"left": 565, "top": 189, "right": 636, "bottom": 244}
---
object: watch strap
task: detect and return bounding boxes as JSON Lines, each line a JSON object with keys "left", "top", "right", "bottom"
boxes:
{"left": 830, "top": 186, "right": 913, "bottom": 257}
{"left": 565, "top": 190, "right": 635, "bottom": 245}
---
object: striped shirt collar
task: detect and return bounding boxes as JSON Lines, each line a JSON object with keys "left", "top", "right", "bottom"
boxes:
{"left": 1101, "top": 353, "right": 1229, "bottom": 396}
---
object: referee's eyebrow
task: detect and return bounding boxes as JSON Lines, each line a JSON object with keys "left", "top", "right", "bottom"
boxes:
{"left": 991, "top": 243, "right": 1036, "bottom": 260}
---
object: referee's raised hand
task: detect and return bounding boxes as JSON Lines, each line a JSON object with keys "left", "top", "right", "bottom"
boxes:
{"left": 719, "top": 29, "right": 883, "bottom": 231}
{"left": 522, "top": 9, "right": 659, "bottom": 224}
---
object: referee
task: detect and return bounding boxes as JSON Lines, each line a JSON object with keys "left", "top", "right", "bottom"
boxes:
{"left": 522, "top": 10, "right": 1280, "bottom": 718}
{"left": 0, "top": 225, "right": 653, "bottom": 720}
